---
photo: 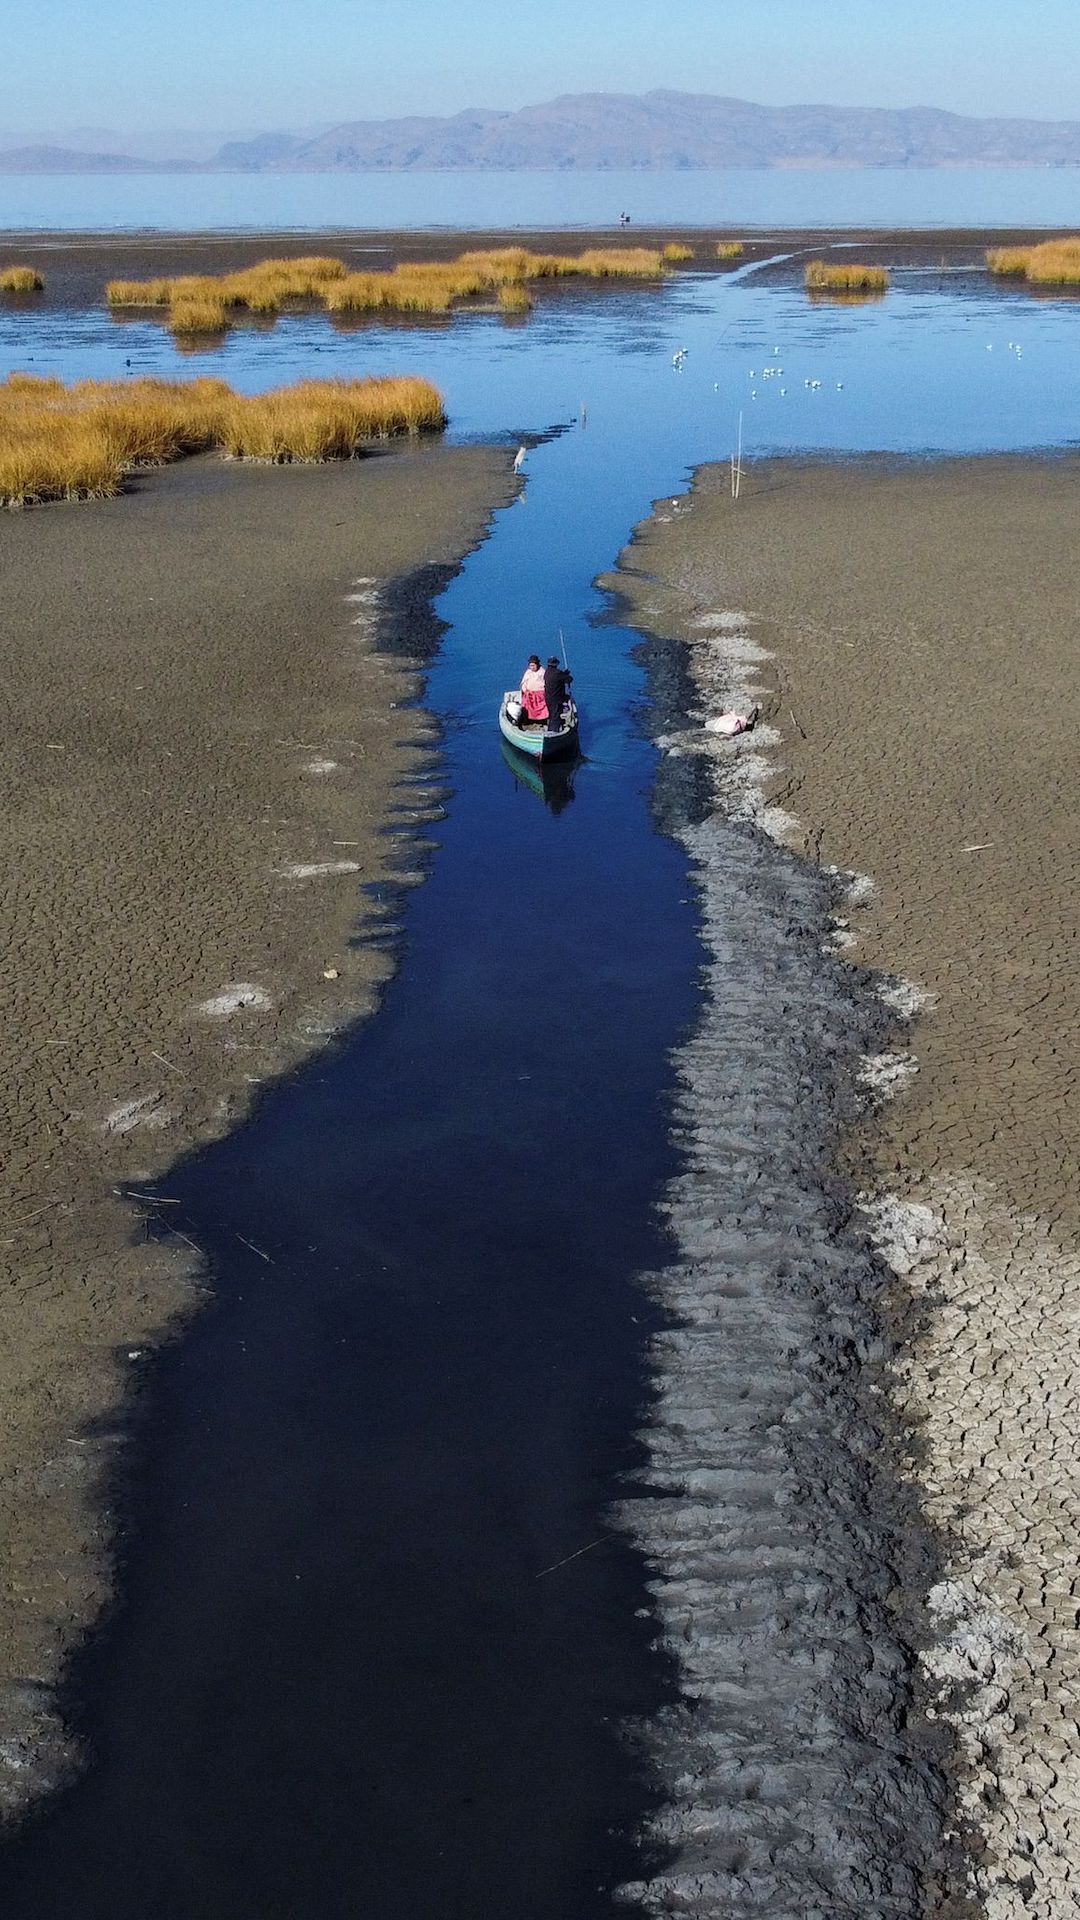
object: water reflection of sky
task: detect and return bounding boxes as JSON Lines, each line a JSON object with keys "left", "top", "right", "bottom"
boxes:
{"left": 4, "top": 263, "right": 1080, "bottom": 457}
{"left": 5, "top": 169, "right": 1080, "bottom": 233}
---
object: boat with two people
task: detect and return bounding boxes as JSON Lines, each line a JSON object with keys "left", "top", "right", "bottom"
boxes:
{"left": 500, "top": 651, "right": 579, "bottom": 762}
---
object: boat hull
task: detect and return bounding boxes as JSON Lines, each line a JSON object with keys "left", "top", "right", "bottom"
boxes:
{"left": 499, "top": 694, "right": 579, "bottom": 761}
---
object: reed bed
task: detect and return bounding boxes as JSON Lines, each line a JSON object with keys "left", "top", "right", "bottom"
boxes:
{"left": 566, "top": 248, "right": 664, "bottom": 278}
{"left": 0, "top": 372, "right": 445, "bottom": 507}
{"left": 987, "top": 238, "right": 1080, "bottom": 285}
{"left": 805, "top": 260, "right": 890, "bottom": 291}
{"left": 106, "top": 277, "right": 173, "bottom": 306}
{"left": 715, "top": 241, "right": 745, "bottom": 260}
{"left": 169, "top": 294, "right": 230, "bottom": 335}
{"left": 102, "top": 246, "right": 666, "bottom": 333}
{"left": 0, "top": 266, "right": 45, "bottom": 293}
{"left": 497, "top": 283, "right": 533, "bottom": 312}
{"left": 662, "top": 243, "right": 694, "bottom": 262}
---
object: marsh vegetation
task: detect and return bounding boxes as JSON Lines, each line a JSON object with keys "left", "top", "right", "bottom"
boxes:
{"left": 987, "top": 238, "right": 1080, "bottom": 285}
{"left": 0, "top": 372, "right": 446, "bottom": 506}
{"left": 805, "top": 260, "right": 890, "bottom": 292}
{"left": 0, "top": 265, "right": 45, "bottom": 293}
{"left": 104, "top": 246, "right": 667, "bottom": 335}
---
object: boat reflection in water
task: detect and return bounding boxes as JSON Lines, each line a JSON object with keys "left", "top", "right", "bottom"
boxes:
{"left": 500, "top": 737, "right": 579, "bottom": 815}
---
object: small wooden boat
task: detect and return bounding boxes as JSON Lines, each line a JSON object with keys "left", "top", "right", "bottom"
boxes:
{"left": 499, "top": 690, "right": 579, "bottom": 761}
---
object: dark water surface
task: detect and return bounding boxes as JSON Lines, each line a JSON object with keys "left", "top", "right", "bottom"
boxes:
{"left": 3, "top": 260, "right": 1080, "bottom": 1915}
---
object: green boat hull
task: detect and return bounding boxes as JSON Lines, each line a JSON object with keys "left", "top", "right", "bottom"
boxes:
{"left": 499, "top": 693, "right": 579, "bottom": 761}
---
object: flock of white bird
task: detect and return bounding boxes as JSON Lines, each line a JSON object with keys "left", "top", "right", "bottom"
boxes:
{"left": 672, "top": 341, "right": 844, "bottom": 401}
{"left": 670, "top": 333, "right": 1026, "bottom": 401}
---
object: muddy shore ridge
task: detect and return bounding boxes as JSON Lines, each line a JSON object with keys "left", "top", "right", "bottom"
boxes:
{"left": 611, "top": 451, "right": 1080, "bottom": 1916}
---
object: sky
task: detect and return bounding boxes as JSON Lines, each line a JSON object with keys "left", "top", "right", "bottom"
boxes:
{"left": 3, "top": 0, "right": 1079, "bottom": 133}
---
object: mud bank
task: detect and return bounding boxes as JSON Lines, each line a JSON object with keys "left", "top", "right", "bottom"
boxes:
{"left": 610, "top": 456, "right": 1080, "bottom": 1916}
{"left": 0, "top": 227, "right": 1048, "bottom": 318}
{"left": 603, "top": 553, "right": 969, "bottom": 1913}
{"left": 0, "top": 441, "right": 515, "bottom": 1817}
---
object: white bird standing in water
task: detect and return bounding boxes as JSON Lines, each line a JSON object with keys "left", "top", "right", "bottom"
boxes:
{"left": 513, "top": 445, "right": 527, "bottom": 472}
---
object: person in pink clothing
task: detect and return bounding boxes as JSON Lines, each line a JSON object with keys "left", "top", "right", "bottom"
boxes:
{"left": 520, "top": 654, "right": 548, "bottom": 723}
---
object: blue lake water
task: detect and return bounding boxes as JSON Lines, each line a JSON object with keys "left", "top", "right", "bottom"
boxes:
{"left": 1, "top": 259, "right": 1078, "bottom": 1915}
{"left": 4, "top": 259, "right": 1080, "bottom": 458}
{"left": 3, "top": 167, "right": 1080, "bottom": 233}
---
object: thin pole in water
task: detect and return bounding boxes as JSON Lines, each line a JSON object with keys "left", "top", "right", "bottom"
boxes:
{"left": 731, "top": 410, "right": 744, "bottom": 501}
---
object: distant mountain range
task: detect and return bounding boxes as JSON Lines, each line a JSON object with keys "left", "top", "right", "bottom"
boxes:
{"left": 5, "top": 91, "right": 1080, "bottom": 173}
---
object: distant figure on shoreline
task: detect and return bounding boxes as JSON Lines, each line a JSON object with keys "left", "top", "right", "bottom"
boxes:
{"left": 618, "top": 210, "right": 632, "bottom": 228}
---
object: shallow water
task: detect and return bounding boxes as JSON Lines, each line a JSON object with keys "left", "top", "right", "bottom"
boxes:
{"left": 1, "top": 262, "right": 1079, "bottom": 1915}
{"left": 4, "top": 166, "right": 1080, "bottom": 232}
{"left": 5, "top": 258, "right": 1080, "bottom": 456}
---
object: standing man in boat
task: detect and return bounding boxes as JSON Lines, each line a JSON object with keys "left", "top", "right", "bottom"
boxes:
{"left": 543, "top": 655, "right": 572, "bottom": 735}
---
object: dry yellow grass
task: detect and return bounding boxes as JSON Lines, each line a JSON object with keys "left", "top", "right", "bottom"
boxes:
{"left": 987, "top": 239, "right": 1080, "bottom": 285}
{"left": 5, "top": 373, "right": 63, "bottom": 395}
{"left": 169, "top": 294, "right": 230, "bottom": 335}
{"left": 101, "top": 246, "right": 666, "bottom": 331}
{"left": 0, "top": 373, "right": 446, "bottom": 507}
{"left": 565, "top": 248, "right": 664, "bottom": 278}
{"left": 219, "top": 377, "right": 445, "bottom": 459}
{"left": 106, "top": 277, "right": 173, "bottom": 306}
{"left": 805, "top": 260, "right": 890, "bottom": 292}
{"left": 662, "top": 243, "right": 694, "bottom": 262}
{"left": 0, "top": 266, "right": 45, "bottom": 293}
{"left": 715, "top": 241, "right": 744, "bottom": 261}
{"left": 497, "top": 282, "right": 533, "bottom": 312}
{"left": 986, "top": 247, "right": 1032, "bottom": 276}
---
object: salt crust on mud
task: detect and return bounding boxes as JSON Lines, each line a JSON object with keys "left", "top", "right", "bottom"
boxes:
{"left": 616, "top": 465, "right": 1080, "bottom": 1917}
{"left": 867, "top": 1181, "right": 1080, "bottom": 1920}
{"left": 197, "top": 983, "right": 273, "bottom": 1018}
{"left": 616, "top": 821, "right": 952, "bottom": 1916}
{"left": 614, "top": 596, "right": 958, "bottom": 1914}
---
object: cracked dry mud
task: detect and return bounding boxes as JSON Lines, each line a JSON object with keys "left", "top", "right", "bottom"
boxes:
{"left": 0, "top": 442, "right": 514, "bottom": 1816}
{"left": 610, "top": 454, "right": 1080, "bottom": 1916}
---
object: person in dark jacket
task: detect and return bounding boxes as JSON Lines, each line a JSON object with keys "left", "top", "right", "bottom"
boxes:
{"left": 543, "top": 656, "right": 571, "bottom": 734}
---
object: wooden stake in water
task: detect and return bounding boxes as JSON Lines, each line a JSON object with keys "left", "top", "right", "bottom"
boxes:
{"left": 732, "top": 410, "right": 744, "bottom": 500}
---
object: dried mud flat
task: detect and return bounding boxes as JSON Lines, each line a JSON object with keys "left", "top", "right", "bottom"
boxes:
{"left": 0, "top": 441, "right": 514, "bottom": 1815}
{"left": 610, "top": 455, "right": 1080, "bottom": 1917}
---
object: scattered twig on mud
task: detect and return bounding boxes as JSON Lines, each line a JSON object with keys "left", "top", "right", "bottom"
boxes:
{"left": 116, "top": 1190, "right": 181, "bottom": 1205}
{"left": 960, "top": 843, "right": 994, "bottom": 852}
{"left": 150, "top": 1049, "right": 186, "bottom": 1078}
{"left": 535, "top": 1540, "right": 601, "bottom": 1579}
{"left": 235, "top": 1233, "right": 272, "bottom": 1263}
{"left": 789, "top": 706, "right": 807, "bottom": 739}
{"left": 8, "top": 1199, "right": 63, "bottom": 1229}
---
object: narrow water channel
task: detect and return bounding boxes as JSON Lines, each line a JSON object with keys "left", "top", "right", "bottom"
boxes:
{"left": 3, "top": 260, "right": 1079, "bottom": 1915}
